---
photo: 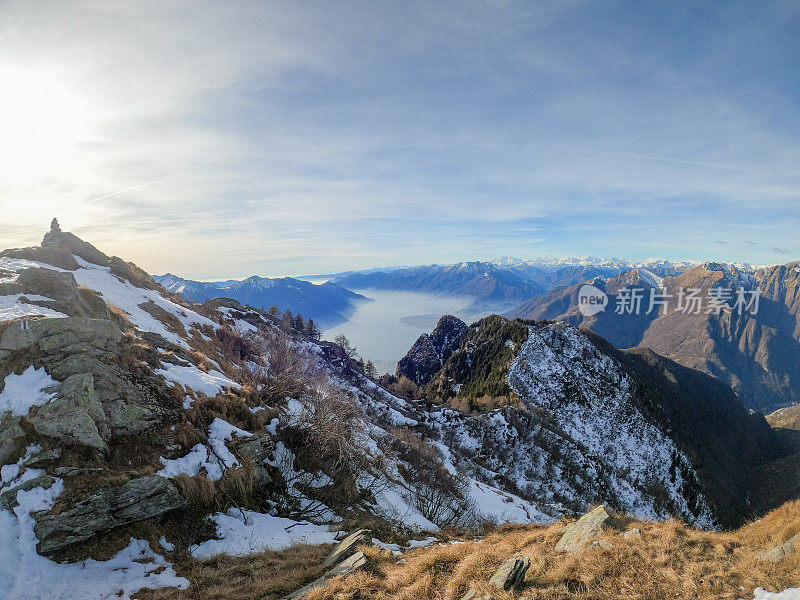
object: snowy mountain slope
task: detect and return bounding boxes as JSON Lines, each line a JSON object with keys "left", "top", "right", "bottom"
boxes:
{"left": 391, "top": 316, "right": 783, "bottom": 528}
{"left": 0, "top": 226, "right": 560, "bottom": 597}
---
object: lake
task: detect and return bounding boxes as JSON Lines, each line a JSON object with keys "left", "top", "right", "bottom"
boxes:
{"left": 323, "top": 290, "right": 493, "bottom": 375}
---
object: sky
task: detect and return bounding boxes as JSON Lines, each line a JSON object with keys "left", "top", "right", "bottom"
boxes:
{"left": 0, "top": 0, "right": 798, "bottom": 279}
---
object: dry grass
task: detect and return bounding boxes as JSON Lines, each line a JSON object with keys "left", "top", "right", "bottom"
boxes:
{"left": 143, "top": 501, "right": 800, "bottom": 600}
{"left": 305, "top": 512, "right": 800, "bottom": 600}
{"left": 136, "top": 544, "right": 334, "bottom": 600}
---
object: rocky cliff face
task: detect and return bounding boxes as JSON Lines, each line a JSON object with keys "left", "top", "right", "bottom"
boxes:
{"left": 396, "top": 314, "right": 468, "bottom": 385}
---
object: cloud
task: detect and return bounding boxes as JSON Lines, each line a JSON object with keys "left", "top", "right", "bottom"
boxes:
{"left": 773, "top": 247, "right": 793, "bottom": 255}
{"left": 0, "top": 1, "right": 798, "bottom": 276}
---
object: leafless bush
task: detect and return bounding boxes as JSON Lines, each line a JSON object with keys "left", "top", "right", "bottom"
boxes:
{"left": 245, "top": 328, "right": 324, "bottom": 405}
{"left": 393, "top": 429, "right": 480, "bottom": 529}
{"left": 274, "top": 384, "right": 386, "bottom": 520}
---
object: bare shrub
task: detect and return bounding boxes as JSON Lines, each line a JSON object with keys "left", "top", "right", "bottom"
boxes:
{"left": 245, "top": 328, "right": 324, "bottom": 405}
{"left": 392, "top": 429, "right": 479, "bottom": 529}
{"left": 274, "top": 384, "right": 384, "bottom": 520}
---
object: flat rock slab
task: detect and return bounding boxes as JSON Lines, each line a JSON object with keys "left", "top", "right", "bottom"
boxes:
{"left": 322, "top": 528, "right": 371, "bottom": 568}
{"left": 762, "top": 531, "right": 800, "bottom": 562}
{"left": 489, "top": 555, "right": 531, "bottom": 590}
{"left": 33, "top": 474, "right": 186, "bottom": 554}
{"left": 555, "top": 505, "right": 614, "bottom": 554}
{"left": 283, "top": 551, "right": 370, "bottom": 600}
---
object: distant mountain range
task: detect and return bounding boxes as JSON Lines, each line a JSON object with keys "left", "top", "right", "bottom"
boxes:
{"left": 154, "top": 273, "right": 369, "bottom": 328}
{"left": 330, "top": 261, "right": 547, "bottom": 312}
{"left": 507, "top": 261, "right": 800, "bottom": 414}
{"left": 327, "top": 257, "right": 709, "bottom": 311}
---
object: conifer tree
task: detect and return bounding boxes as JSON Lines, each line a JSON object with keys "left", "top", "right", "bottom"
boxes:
{"left": 365, "top": 359, "right": 376, "bottom": 378}
{"left": 281, "top": 309, "right": 294, "bottom": 332}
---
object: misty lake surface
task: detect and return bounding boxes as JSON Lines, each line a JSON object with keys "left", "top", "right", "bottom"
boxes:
{"left": 323, "top": 290, "right": 492, "bottom": 374}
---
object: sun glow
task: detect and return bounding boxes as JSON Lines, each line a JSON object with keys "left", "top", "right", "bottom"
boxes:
{"left": 0, "top": 67, "right": 93, "bottom": 183}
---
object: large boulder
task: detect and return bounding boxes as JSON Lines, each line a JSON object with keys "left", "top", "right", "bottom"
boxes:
{"left": 27, "top": 373, "right": 108, "bottom": 450}
{"left": 16, "top": 268, "right": 81, "bottom": 301}
{"left": 488, "top": 555, "right": 531, "bottom": 590}
{"left": 321, "top": 529, "right": 371, "bottom": 568}
{"left": 554, "top": 505, "right": 615, "bottom": 554}
{"left": 33, "top": 474, "right": 186, "bottom": 554}
{"left": 0, "top": 317, "right": 122, "bottom": 359}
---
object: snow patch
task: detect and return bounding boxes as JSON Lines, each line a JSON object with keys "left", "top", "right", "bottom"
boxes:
{"left": 0, "top": 366, "right": 58, "bottom": 417}
{"left": 157, "top": 362, "right": 241, "bottom": 397}
{"left": 190, "top": 510, "right": 337, "bottom": 558}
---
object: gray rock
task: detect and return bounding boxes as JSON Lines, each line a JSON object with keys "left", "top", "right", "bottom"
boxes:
{"left": 28, "top": 373, "right": 108, "bottom": 450}
{"left": 0, "top": 246, "right": 79, "bottom": 271}
{"left": 622, "top": 527, "right": 642, "bottom": 540}
{"left": 591, "top": 539, "right": 613, "bottom": 550}
{"left": 33, "top": 474, "right": 186, "bottom": 554}
{"left": 236, "top": 434, "right": 275, "bottom": 487}
{"left": 0, "top": 417, "right": 25, "bottom": 466}
{"left": 554, "top": 505, "right": 615, "bottom": 554}
{"left": 761, "top": 531, "right": 800, "bottom": 563}
{"left": 283, "top": 551, "right": 370, "bottom": 600}
{"left": 322, "top": 529, "right": 371, "bottom": 568}
{"left": 16, "top": 268, "right": 81, "bottom": 301}
{"left": 54, "top": 466, "right": 104, "bottom": 477}
{"left": 23, "top": 448, "right": 62, "bottom": 468}
{"left": 489, "top": 555, "right": 531, "bottom": 591}
{"left": 0, "top": 318, "right": 162, "bottom": 436}
{"left": 0, "top": 317, "right": 122, "bottom": 355}
{"left": 41, "top": 230, "right": 111, "bottom": 267}
{"left": 0, "top": 474, "right": 57, "bottom": 510}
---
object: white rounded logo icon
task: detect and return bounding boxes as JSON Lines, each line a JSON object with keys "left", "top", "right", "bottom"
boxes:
{"left": 578, "top": 284, "right": 608, "bottom": 316}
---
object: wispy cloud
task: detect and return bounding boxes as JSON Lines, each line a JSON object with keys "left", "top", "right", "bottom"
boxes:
{"left": 0, "top": 0, "right": 798, "bottom": 276}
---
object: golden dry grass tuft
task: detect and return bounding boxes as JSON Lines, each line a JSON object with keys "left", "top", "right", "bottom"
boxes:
{"left": 143, "top": 502, "right": 800, "bottom": 600}
{"left": 136, "top": 544, "right": 334, "bottom": 600}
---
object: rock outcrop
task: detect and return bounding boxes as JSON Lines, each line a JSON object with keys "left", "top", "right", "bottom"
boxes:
{"left": 396, "top": 315, "right": 467, "bottom": 385}
{"left": 28, "top": 373, "right": 108, "bottom": 451}
{"left": 488, "top": 555, "right": 531, "bottom": 590}
{"left": 33, "top": 474, "right": 186, "bottom": 554}
{"left": 761, "top": 531, "right": 800, "bottom": 563}
{"left": 554, "top": 505, "right": 615, "bottom": 554}
{"left": 283, "top": 551, "right": 371, "bottom": 600}
{"left": 321, "top": 529, "right": 371, "bottom": 568}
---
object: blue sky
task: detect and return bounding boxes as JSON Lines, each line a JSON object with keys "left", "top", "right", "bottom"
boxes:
{"left": 0, "top": 0, "right": 798, "bottom": 278}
